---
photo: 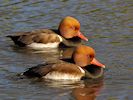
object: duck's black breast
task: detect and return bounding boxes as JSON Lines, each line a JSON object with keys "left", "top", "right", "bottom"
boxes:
{"left": 83, "top": 65, "right": 104, "bottom": 79}
{"left": 59, "top": 37, "right": 82, "bottom": 48}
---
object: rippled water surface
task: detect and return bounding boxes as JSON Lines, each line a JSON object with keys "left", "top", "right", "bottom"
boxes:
{"left": 0, "top": 0, "right": 132, "bottom": 100}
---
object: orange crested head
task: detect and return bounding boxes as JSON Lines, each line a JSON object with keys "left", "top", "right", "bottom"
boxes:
{"left": 72, "top": 45, "right": 105, "bottom": 68}
{"left": 58, "top": 16, "right": 88, "bottom": 41}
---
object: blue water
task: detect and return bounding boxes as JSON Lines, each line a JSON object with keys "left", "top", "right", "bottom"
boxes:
{"left": 0, "top": 0, "right": 132, "bottom": 100}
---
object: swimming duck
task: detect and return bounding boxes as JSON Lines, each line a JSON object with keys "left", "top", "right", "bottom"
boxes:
{"left": 23, "top": 45, "right": 105, "bottom": 80}
{"left": 7, "top": 16, "right": 88, "bottom": 49}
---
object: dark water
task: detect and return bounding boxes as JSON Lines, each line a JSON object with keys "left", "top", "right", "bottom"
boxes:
{"left": 0, "top": 0, "right": 132, "bottom": 100}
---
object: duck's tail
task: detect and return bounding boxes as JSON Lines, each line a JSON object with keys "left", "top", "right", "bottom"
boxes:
{"left": 6, "top": 35, "right": 25, "bottom": 47}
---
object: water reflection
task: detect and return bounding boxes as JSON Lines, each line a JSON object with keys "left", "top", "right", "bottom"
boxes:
{"left": 60, "top": 47, "right": 75, "bottom": 59}
{"left": 18, "top": 76, "right": 104, "bottom": 100}
{"left": 71, "top": 79, "right": 104, "bottom": 100}
{"left": 8, "top": 45, "right": 75, "bottom": 63}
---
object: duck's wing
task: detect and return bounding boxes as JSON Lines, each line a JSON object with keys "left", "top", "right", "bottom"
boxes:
{"left": 23, "top": 62, "right": 85, "bottom": 79}
{"left": 7, "top": 29, "right": 62, "bottom": 46}
{"left": 6, "top": 32, "right": 33, "bottom": 46}
{"left": 23, "top": 63, "right": 53, "bottom": 78}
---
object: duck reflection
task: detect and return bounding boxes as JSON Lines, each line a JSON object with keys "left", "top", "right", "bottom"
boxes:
{"left": 10, "top": 45, "right": 76, "bottom": 62}
{"left": 71, "top": 78, "right": 104, "bottom": 100}
{"left": 59, "top": 47, "right": 75, "bottom": 59}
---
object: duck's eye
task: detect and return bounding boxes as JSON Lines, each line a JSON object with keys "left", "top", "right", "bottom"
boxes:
{"left": 71, "top": 26, "right": 79, "bottom": 30}
{"left": 75, "top": 27, "right": 79, "bottom": 30}
{"left": 89, "top": 55, "right": 94, "bottom": 59}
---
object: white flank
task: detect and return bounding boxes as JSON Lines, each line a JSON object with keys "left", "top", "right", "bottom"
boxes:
{"left": 27, "top": 35, "right": 62, "bottom": 49}
{"left": 27, "top": 42, "right": 60, "bottom": 49}
{"left": 78, "top": 66, "right": 85, "bottom": 74}
{"left": 44, "top": 67, "right": 85, "bottom": 80}
{"left": 57, "top": 35, "right": 63, "bottom": 42}
{"left": 44, "top": 72, "right": 81, "bottom": 80}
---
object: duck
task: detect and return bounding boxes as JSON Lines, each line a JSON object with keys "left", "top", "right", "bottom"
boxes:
{"left": 7, "top": 16, "right": 88, "bottom": 49}
{"left": 23, "top": 45, "right": 105, "bottom": 80}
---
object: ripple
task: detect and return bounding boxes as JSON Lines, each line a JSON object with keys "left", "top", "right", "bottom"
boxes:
{"left": 0, "top": 0, "right": 132, "bottom": 99}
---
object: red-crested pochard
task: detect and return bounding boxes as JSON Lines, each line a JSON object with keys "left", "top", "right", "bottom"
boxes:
{"left": 7, "top": 16, "right": 88, "bottom": 49}
{"left": 23, "top": 45, "right": 105, "bottom": 80}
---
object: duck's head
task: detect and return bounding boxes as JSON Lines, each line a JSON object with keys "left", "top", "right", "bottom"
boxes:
{"left": 72, "top": 45, "right": 105, "bottom": 68}
{"left": 58, "top": 16, "right": 88, "bottom": 41}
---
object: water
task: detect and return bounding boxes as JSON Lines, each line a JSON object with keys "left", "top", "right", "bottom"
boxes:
{"left": 0, "top": 0, "right": 132, "bottom": 100}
